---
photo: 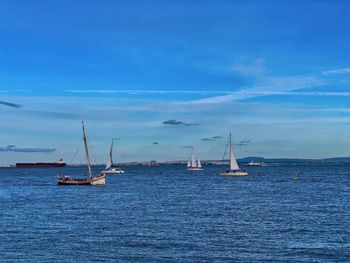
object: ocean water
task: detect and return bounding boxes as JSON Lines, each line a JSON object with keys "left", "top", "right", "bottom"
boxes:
{"left": 0, "top": 164, "right": 349, "bottom": 262}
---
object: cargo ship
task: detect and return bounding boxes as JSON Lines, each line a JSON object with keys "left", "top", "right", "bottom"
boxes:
{"left": 16, "top": 159, "right": 67, "bottom": 168}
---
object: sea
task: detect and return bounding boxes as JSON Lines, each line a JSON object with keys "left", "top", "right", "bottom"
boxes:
{"left": 0, "top": 163, "right": 349, "bottom": 262}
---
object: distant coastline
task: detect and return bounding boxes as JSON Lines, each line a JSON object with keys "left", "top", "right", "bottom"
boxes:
{"left": 3, "top": 156, "right": 350, "bottom": 168}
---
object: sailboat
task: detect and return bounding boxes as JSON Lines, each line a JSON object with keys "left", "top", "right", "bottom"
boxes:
{"left": 56, "top": 122, "right": 106, "bottom": 185}
{"left": 104, "top": 139, "right": 125, "bottom": 174}
{"left": 220, "top": 133, "right": 248, "bottom": 176}
{"left": 187, "top": 149, "right": 204, "bottom": 171}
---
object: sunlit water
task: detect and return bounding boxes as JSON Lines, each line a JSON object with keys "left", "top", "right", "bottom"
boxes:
{"left": 0, "top": 164, "right": 349, "bottom": 262}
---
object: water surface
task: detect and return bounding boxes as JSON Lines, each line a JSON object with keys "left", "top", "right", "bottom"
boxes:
{"left": 0, "top": 164, "right": 349, "bottom": 262}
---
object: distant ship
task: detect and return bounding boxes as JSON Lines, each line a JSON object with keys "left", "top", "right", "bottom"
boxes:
{"left": 16, "top": 159, "right": 67, "bottom": 168}
{"left": 245, "top": 160, "right": 265, "bottom": 166}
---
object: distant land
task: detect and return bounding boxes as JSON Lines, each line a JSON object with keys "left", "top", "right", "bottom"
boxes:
{"left": 84, "top": 157, "right": 350, "bottom": 166}
{"left": 238, "top": 156, "right": 350, "bottom": 163}
{"left": 3, "top": 157, "right": 350, "bottom": 168}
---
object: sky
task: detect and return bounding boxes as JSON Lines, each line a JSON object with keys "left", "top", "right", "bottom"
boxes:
{"left": 1, "top": 0, "right": 350, "bottom": 164}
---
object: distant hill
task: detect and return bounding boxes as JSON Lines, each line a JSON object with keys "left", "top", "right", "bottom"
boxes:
{"left": 238, "top": 156, "right": 350, "bottom": 163}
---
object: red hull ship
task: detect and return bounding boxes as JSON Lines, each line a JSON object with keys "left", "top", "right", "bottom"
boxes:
{"left": 16, "top": 159, "right": 66, "bottom": 168}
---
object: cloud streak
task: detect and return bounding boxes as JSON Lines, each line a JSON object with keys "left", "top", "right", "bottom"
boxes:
{"left": 185, "top": 75, "right": 324, "bottom": 105}
{"left": 163, "top": 119, "right": 194, "bottom": 126}
{"left": 323, "top": 67, "right": 350, "bottom": 75}
{"left": 181, "top": 146, "right": 193, "bottom": 149}
{"left": 201, "top": 136, "right": 223, "bottom": 141}
{"left": 234, "top": 140, "right": 251, "bottom": 147}
{"left": 65, "top": 89, "right": 229, "bottom": 95}
{"left": 231, "top": 58, "right": 266, "bottom": 76}
{"left": 0, "top": 101, "right": 22, "bottom": 108}
{"left": 0, "top": 145, "right": 56, "bottom": 153}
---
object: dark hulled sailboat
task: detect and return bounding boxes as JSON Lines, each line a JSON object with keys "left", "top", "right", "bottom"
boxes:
{"left": 56, "top": 122, "right": 105, "bottom": 185}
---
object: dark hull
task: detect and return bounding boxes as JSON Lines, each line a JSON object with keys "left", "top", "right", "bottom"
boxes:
{"left": 57, "top": 179, "right": 91, "bottom": 185}
{"left": 57, "top": 173, "right": 105, "bottom": 185}
{"left": 16, "top": 163, "right": 67, "bottom": 168}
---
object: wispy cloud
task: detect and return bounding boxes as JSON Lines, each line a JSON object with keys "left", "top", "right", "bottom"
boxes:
{"left": 234, "top": 139, "right": 251, "bottom": 147}
{"left": 0, "top": 145, "right": 56, "bottom": 153}
{"left": 0, "top": 101, "right": 22, "bottom": 108}
{"left": 185, "top": 75, "right": 325, "bottom": 105}
{"left": 181, "top": 146, "right": 193, "bottom": 149}
{"left": 152, "top": 142, "right": 159, "bottom": 145}
{"left": 201, "top": 135, "right": 223, "bottom": 141}
{"left": 65, "top": 89, "right": 229, "bottom": 95}
{"left": 163, "top": 119, "right": 194, "bottom": 126}
{"left": 323, "top": 67, "right": 350, "bottom": 75}
{"left": 231, "top": 58, "right": 266, "bottom": 76}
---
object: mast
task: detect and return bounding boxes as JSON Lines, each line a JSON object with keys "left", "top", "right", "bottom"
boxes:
{"left": 110, "top": 139, "right": 114, "bottom": 165}
{"left": 82, "top": 121, "right": 92, "bottom": 179}
{"left": 229, "top": 133, "right": 240, "bottom": 171}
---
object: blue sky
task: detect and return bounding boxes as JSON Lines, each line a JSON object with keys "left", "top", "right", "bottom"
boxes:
{"left": 1, "top": 0, "right": 350, "bottom": 164}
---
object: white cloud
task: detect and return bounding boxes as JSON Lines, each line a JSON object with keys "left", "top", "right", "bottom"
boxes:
{"left": 65, "top": 89, "right": 229, "bottom": 95}
{"left": 323, "top": 67, "right": 350, "bottom": 75}
{"left": 185, "top": 75, "right": 324, "bottom": 104}
{"left": 231, "top": 58, "right": 266, "bottom": 76}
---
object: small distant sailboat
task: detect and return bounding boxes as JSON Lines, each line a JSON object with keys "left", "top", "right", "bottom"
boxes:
{"left": 104, "top": 139, "right": 125, "bottom": 174}
{"left": 56, "top": 122, "right": 105, "bottom": 185}
{"left": 293, "top": 172, "right": 300, "bottom": 180}
{"left": 245, "top": 160, "right": 264, "bottom": 166}
{"left": 220, "top": 133, "right": 248, "bottom": 176}
{"left": 187, "top": 149, "right": 204, "bottom": 171}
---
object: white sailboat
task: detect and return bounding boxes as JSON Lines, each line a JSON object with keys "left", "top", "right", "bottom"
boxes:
{"left": 220, "top": 133, "right": 248, "bottom": 176}
{"left": 57, "top": 122, "right": 106, "bottom": 185}
{"left": 187, "top": 148, "right": 204, "bottom": 171}
{"left": 104, "top": 139, "right": 125, "bottom": 174}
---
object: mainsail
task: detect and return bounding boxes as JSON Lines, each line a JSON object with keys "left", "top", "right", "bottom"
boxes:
{"left": 191, "top": 154, "right": 196, "bottom": 168}
{"left": 105, "top": 139, "right": 114, "bottom": 170}
{"left": 197, "top": 157, "right": 202, "bottom": 168}
{"left": 229, "top": 133, "right": 239, "bottom": 170}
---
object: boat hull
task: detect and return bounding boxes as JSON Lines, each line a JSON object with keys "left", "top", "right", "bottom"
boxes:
{"left": 57, "top": 173, "right": 105, "bottom": 185}
{"left": 104, "top": 168, "right": 125, "bottom": 174}
{"left": 90, "top": 175, "right": 106, "bottom": 185}
{"left": 16, "top": 162, "right": 66, "bottom": 168}
{"left": 187, "top": 168, "right": 204, "bottom": 171}
{"left": 220, "top": 170, "right": 248, "bottom": 176}
{"left": 245, "top": 163, "right": 264, "bottom": 167}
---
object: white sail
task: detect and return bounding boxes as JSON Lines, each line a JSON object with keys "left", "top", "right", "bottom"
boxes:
{"left": 197, "top": 157, "right": 202, "bottom": 168}
{"left": 105, "top": 139, "right": 114, "bottom": 170}
{"left": 105, "top": 159, "right": 112, "bottom": 170}
{"left": 187, "top": 159, "right": 191, "bottom": 168}
{"left": 191, "top": 154, "right": 197, "bottom": 168}
{"left": 229, "top": 133, "right": 240, "bottom": 171}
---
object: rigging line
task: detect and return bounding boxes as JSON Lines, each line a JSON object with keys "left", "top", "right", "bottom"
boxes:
{"left": 222, "top": 136, "right": 229, "bottom": 162}
{"left": 70, "top": 142, "right": 82, "bottom": 164}
{"left": 89, "top": 143, "right": 99, "bottom": 165}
